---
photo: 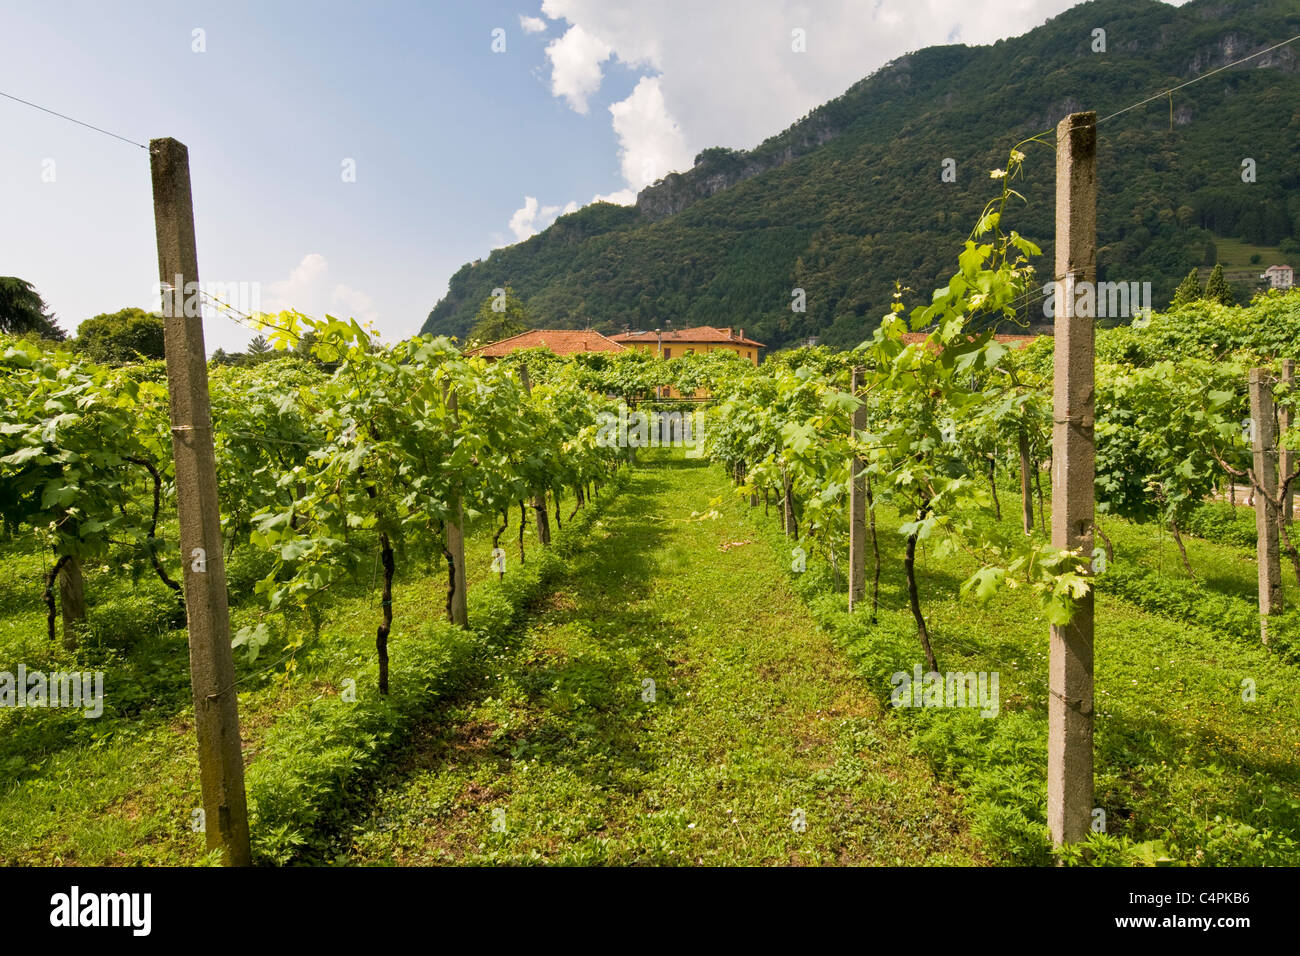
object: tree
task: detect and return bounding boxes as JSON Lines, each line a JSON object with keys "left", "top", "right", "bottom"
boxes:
{"left": 0, "top": 277, "right": 63, "bottom": 339}
{"left": 1171, "top": 268, "right": 1203, "bottom": 307}
{"left": 246, "top": 334, "right": 273, "bottom": 356}
{"left": 467, "top": 287, "right": 530, "bottom": 347}
{"left": 73, "top": 308, "right": 165, "bottom": 364}
{"left": 1205, "top": 263, "right": 1235, "bottom": 306}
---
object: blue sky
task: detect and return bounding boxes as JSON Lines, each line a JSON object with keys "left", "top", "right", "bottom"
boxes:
{"left": 1, "top": 0, "right": 1188, "bottom": 353}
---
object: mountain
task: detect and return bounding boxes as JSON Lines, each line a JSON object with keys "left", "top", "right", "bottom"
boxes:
{"left": 423, "top": 0, "right": 1300, "bottom": 351}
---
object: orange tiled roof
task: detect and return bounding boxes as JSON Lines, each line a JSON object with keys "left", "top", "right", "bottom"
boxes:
{"left": 465, "top": 329, "right": 627, "bottom": 358}
{"left": 611, "top": 325, "right": 766, "bottom": 348}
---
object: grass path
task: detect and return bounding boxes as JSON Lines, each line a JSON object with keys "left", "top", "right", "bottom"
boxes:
{"left": 344, "top": 456, "right": 983, "bottom": 865}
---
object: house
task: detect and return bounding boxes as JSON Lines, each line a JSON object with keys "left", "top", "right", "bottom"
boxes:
{"left": 1263, "top": 265, "right": 1294, "bottom": 290}
{"left": 464, "top": 328, "right": 626, "bottom": 360}
{"left": 610, "top": 326, "right": 766, "bottom": 366}
{"left": 610, "top": 325, "right": 767, "bottom": 399}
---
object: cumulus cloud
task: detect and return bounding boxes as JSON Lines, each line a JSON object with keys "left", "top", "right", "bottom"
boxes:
{"left": 263, "top": 253, "right": 380, "bottom": 327}
{"left": 512, "top": 0, "right": 1194, "bottom": 227}
{"left": 591, "top": 187, "right": 638, "bottom": 206}
{"left": 506, "top": 196, "right": 580, "bottom": 243}
{"left": 330, "top": 283, "right": 380, "bottom": 326}
{"left": 519, "top": 14, "right": 547, "bottom": 33}
{"left": 609, "top": 76, "right": 693, "bottom": 191}
{"left": 530, "top": 0, "right": 1188, "bottom": 207}
{"left": 543, "top": 22, "right": 613, "bottom": 114}
{"left": 264, "top": 253, "right": 328, "bottom": 312}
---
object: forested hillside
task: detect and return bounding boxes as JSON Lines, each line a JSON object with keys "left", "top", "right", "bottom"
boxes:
{"left": 423, "top": 0, "right": 1300, "bottom": 350}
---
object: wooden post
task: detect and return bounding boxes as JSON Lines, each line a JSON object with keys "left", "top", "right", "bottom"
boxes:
{"left": 1047, "top": 112, "right": 1097, "bottom": 849}
{"left": 517, "top": 366, "right": 552, "bottom": 545}
{"left": 1280, "top": 359, "right": 1294, "bottom": 524}
{"left": 149, "top": 137, "right": 251, "bottom": 866}
{"left": 444, "top": 387, "right": 469, "bottom": 628}
{"left": 1250, "top": 368, "right": 1282, "bottom": 644}
{"left": 848, "top": 366, "right": 868, "bottom": 611}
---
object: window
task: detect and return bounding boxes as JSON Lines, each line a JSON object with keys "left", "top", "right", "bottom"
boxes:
{"left": 663, "top": 347, "right": 672, "bottom": 358}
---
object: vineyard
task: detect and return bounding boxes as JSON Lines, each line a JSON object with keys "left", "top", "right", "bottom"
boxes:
{"left": 2, "top": 136, "right": 1299, "bottom": 867}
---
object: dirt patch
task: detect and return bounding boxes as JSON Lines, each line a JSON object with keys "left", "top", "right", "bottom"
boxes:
{"left": 541, "top": 591, "right": 578, "bottom": 613}
{"left": 404, "top": 718, "right": 501, "bottom": 771}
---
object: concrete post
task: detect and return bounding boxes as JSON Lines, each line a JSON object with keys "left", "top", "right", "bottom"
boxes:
{"left": 1251, "top": 368, "right": 1282, "bottom": 644}
{"left": 1047, "top": 112, "right": 1097, "bottom": 849}
{"left": 149, "top": 138, "right": 251, "bottom": 866}
{"left": 848, "top": 366, "right": 868, "bottom": 611}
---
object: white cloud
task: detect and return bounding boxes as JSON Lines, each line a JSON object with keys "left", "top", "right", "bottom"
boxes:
{"left": 519, "top": 14, "right": 547, "bottom": 33}
{"left": 609, "top": 75, "right": 693, "bottom": 192}
{"left": 265, "top": 253, "right": 328, "bottom": 312}
{"left": 592, "top": 188, "right": 638, "bottom": 206}
{"left": 263, "top": 253, "right": 380, "bottom": 327}
{"left": 330, "top": 283, "right": 380, "bottom": 327}
{"left": 532, "top": 0, "right": 1174, "bottom": 210}
{"left": 514, "top": 0, "right": 1196, "bottom": 225}
{"left": 544, "top": 22, "right": 613, "bottom": 114}
{"left": 505, "top": 196, "right": 580, "bottom": 243}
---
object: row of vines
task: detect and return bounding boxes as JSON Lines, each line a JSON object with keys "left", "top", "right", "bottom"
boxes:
{"left": 0, "top": 313, "right": 718, "bottom": 693}
{"left": 697, "top": 147, "right": 1300, "bottom": 669}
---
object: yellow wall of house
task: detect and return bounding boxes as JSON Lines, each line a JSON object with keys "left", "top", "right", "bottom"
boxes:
{"left": 630, "top": 341, "right": 760, "bottom": 398}
{"left": 626, "top": 341, "right": 760, "bottom": 366}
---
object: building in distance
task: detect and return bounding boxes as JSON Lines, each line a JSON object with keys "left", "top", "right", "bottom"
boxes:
{"left": 1263, "top": 264, "right": 1294, "bottom": 290}
{"left": 611, "top": 326, "right": 765, "bottom": 366}
{"left": 464, "top": 328, "right": 626, "bottom": 360}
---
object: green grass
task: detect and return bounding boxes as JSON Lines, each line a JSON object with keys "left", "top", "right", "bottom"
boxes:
{"left": 3, "top": 457, "right": 1297, "bottom": 866}
{"left": 1209, "top": 237, "right": 1287, "bottom": 273}
{"left": 0, "top": 487, "right": 592, "bottom": 865}
{"left": 782, "top": 477, "right": 1300, "bottom": 865}
{"left": 342, "top": 453, "right": 982, "bottom": 865}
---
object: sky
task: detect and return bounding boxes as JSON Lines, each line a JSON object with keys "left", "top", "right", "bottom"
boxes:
{"left": 0, "top": 0, "right": 1190, "bottom": 353}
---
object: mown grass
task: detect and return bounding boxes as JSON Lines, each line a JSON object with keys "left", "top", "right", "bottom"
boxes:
{"left": 343, "top": 453, "right": 983, "bottom": 865}
{"left": 0, "top": 487, "right": 593, "bottom": 865}
{"left": 1210, "top": 237, "right": 1287, "bottom": 273}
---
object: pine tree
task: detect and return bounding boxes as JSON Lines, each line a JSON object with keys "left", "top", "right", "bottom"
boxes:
{"left": 0, "top": 277, "right": 63, "bottom": 339}
{"left": 1204, "top": 263, "right": 1234, "bottom": 305}
{"left": 1171, "top": 268, "right": 1203, "bottom": 307}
